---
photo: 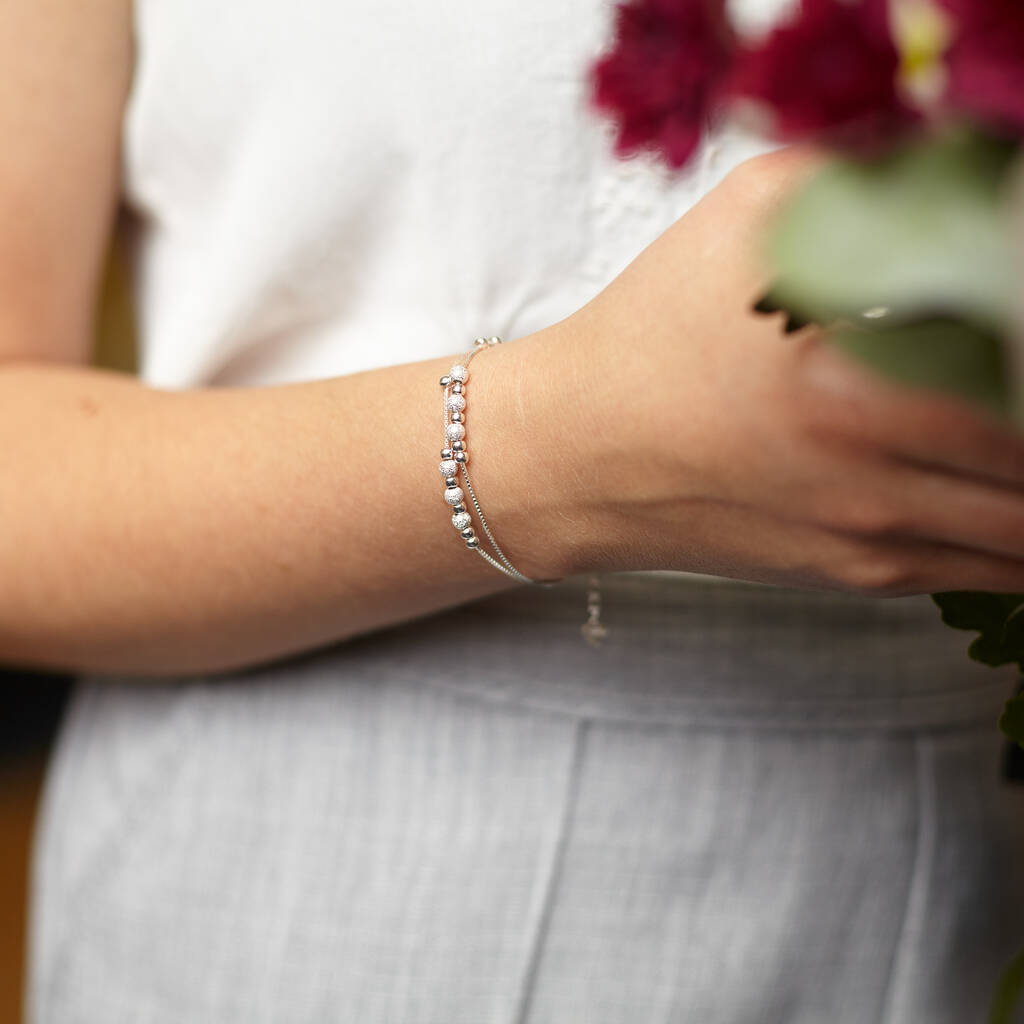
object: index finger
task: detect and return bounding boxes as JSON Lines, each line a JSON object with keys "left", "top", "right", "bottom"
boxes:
{"left": 793, "top": 334, "right": 1024, "bottom": 489}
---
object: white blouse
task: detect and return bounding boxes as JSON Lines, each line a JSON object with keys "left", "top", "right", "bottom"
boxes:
{"left": 121, "top": 0, "right": 784, "bottom": 389}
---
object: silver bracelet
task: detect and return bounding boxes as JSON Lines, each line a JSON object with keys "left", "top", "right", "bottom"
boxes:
{"left": 437, "top": 336, "right": 557, "bottom": 586}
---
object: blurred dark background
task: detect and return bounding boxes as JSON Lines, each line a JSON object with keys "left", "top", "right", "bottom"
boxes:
{"left": 1, "top": 221, "right": 136, "bottom": 1021}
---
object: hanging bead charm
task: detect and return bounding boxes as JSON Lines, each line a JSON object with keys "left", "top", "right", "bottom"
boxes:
{"left": 581, "top": 575, "right": 608, "bottom": 647}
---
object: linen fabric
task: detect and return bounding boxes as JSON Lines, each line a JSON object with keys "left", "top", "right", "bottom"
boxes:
{"left": 29, "top": 577, "right": 1024, "bottom": 1022}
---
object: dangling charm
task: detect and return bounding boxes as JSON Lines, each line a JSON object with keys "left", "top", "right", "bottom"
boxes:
{"left": 581, "top": 575, "right": 607, "bottom": 647}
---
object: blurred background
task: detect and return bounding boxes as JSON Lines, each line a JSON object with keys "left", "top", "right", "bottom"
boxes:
{"left": 0, "top": 221, "right": 136, "bottom": 1022}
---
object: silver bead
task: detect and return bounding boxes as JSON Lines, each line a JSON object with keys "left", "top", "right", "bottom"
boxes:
{"left": 445, "top": 422, "right": 466, "bottom": 441}
{"left": 454, "top": 451, "right": 467, "bottom": 463}
{"left": 452, "top": 440, "right": 465, "bottom": 451}
{"left": 450, "top": 411, "right": 462, "bottom": 423}
{"left": 461, "top": 527, "right": 475, "bottom": 539}
{"left": 452, "top": 382, "right": 463, "bottom": 395}
{"left": 445, "top": 477, "right": 459, "bottom": 489}
{"left": 441, "top": 447, "right": 453, "bottom": 459}
{"left": 439, "top": 459, "right": 458, "bottom": 477}
{"left": 452, "top": 503, "right": 466, "bottom": 514}
{"left": 449, "top": 365, "right": 469, "bottom": 383}
{"left": 466, "top": 537, "right": 480, "bottom": 549}
{"left": 444, "top": 487, "right": 464, "bottom": 506}
{"left": 451, "top": 511, "right": 472, "bottom": 530}
{"left": 447, "top": 394, "right": 466, "bottom": 412}
{"left": 439, "top": 375, "right": 451, "bottom": 387}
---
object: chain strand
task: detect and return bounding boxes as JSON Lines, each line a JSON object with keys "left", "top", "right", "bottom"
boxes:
{"left": 436, "top": 337, "right": 554, "bottom": 586}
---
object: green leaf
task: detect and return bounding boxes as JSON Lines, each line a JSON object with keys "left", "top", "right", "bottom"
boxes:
{"left": 990, "top": 947, "right": 1024, "bottom": 1024}
{"left": 1000, "top": 697, "right": 1024, "bottom": 750}
{"left": 931, "top": 592, "right": 1024, "bottom": 669}
{"left": 828, "top": 316, "right": 1012, "bottom": 416}
{"left": 752, "top": 292, "right": 812, "bottom": 334}
{"left": 767, "top": 132, "right": 1019, "bottom": 334}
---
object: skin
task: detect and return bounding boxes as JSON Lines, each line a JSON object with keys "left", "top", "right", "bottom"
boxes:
{"left": 4, "top": 0, "right": 1024, "bottom": 677}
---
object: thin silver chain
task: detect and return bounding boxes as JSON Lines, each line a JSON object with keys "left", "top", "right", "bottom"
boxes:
{"left": 436, "top": 338, "right": 605, "bottom": 638}
{"left": 440, "top": 338, "right": 553, "bottom": 586}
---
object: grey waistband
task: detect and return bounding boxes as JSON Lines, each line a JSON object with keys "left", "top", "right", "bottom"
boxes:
{"left": 79, "top": 573, "right": 1017, "bottom": 732}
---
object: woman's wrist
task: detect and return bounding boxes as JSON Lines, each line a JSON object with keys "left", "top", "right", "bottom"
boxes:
{"left": 458, "top": 320, "right": 606, "bottom": 582}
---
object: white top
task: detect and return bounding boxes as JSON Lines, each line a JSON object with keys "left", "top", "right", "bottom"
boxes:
{"left": 122, "top": 0, "right": 784, "bottom": 389}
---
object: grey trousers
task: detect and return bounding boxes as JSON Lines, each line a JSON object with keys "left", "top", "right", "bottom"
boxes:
{"left": 27, "top": 574, "right": 1024, "bottom": 1023}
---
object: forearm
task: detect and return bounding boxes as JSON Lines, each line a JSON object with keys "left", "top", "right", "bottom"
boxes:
{"left": 0, "top": 328, "right": 583, "bottom": 677}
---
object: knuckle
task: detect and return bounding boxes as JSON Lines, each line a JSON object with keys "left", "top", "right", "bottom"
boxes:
{"left": 811, "top": 490, "right": 906, "bottom": 538}
{"left": 791, "top": 391, "right": 848, "bottom": 442}
{"left": 838, "top": 497, "right": 906, "bottom": 538}
{"left": 721, "top": 148, "right": 820, "bottom": 206}
{"left": 722, "top": 153, "right": 765, "bottom": 189}
{"left": 835, "top": 551, "right": 917, "bottom": 597}
{"left": 721, "top": 155, "right": 778, "bottom": 208}
{"left": 789, "top": 351, "right": 873, "bottom": 442}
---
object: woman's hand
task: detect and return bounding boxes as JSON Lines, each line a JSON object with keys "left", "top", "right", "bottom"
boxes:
{"left": 532, "top": 148, "right": 1024, "bottom": 596}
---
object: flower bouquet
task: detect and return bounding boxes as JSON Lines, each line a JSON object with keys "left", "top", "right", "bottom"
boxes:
{"left": 589, "top": 1, "right": 1024, "bottom": 1014}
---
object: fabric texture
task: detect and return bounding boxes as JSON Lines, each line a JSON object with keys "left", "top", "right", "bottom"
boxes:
{"left": 26, "top": 0, "right": 1024, "bottom": 1020}
{"left": 28, "top": 576, "right": 1024, "bottom": 1022}
{"left": 119, "top": 0, "right": 777, "bottom": 389}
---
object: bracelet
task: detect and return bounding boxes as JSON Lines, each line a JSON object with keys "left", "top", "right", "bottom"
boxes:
{"left": 437, "top": 336, "right": 557, "bottom": 586}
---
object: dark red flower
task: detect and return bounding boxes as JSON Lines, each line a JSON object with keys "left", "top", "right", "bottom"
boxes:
{"left": 730, "top": 0, "right": 917, "bottom": 145}
{"left": 939, "top": 0, "right": 1024, "bottom": 135}
{"left": 590, "top": 0, "right": 736, "bottom": 169}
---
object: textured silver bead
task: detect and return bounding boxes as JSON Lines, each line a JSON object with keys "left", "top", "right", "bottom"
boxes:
{"left": 444, "top": 487, "right": 464, "bottom": 506}
{"left": 451, "top": 511, "right": 472, "bottom": 530}
{"left": 445, "top": 477, "right": 459, "bottom": 489}
{"left": 450, "top": 411, "right": 462, "bottom": 423}
{"left": 466, "top": 536, "right": 480, "bottom": 549}
{"left": 449, "top": 365, "right": 469, "bottom": 383}
{"left": 447, "top": 394, "right": 466, "bottom": 412}
{"left": 454, "top": 450, "right": 467, "bottom": 463}
{"left": 439, "top": 459, "right": 458, "bottom": 477}
{"left": 445, "top": 422, "right": 466, "bottom": 441}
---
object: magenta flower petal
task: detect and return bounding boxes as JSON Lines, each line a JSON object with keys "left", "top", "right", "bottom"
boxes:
{"left": 730, "top": 0, "right": 917, "bottom": 146}
{"left": 940, "top": 0, "right": 1024, "bottom": 135}
{"left": 590, "top": 0, "right": 736, "bottom": 169}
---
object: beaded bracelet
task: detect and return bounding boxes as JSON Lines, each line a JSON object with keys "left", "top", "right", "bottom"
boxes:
{"left": 437, "top": 336, "right": 555, "bottom": 586}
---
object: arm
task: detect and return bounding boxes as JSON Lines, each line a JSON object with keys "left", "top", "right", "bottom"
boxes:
{"left": 0, "top": 0, "right": 573, "bottom": 676}
{"left": 0, "top": 344, "right": 575, "bottom": 676}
